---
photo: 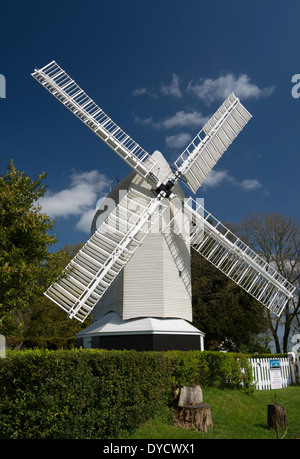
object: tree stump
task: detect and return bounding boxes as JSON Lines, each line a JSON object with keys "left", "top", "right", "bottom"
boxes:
{"left": 175, "top": 402, "right": 213, "bottom": 433}
{"left": 267, "top": 404, "right": 288, "bottom": 431}
{"left": 172, "top": 384, "right": 203, "bottom": 407}
{"left": 172, "top": 385, "right": 213, "bottom": 433}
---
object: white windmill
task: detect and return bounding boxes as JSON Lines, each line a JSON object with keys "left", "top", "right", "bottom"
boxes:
{"left": 32, "top": 61, "right": 296, "bottom": 351}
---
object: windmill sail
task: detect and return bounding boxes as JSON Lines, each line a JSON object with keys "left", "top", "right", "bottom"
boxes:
{"left": 32, "top": 61, "right": 159, "bottom": 187}
{"left": 169, "top": 196, "right": 295, "bottom": 316}
{"left": 174, "top": 93, "right": 252, "bottom": 194}
{"left": 45, "top": 188, "right": 168, "bottom": 322}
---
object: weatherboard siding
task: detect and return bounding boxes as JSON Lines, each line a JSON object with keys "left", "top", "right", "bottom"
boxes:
{"left": 92, "top": 231, "right": 192, "bottom": 323}
{"left": 163, "top": 232, "right": 192, "bottom": 321}
{"left": 123, "top": 233, "right": 192, "bottom": 321}
{"left": 91, "top": 151, "right": 192, "bottom": 324}
{"left": 92, "top": 270, "right": 123, "bottom": 321}
{"left": 123, "top": 234, "right": 164, "bottom": 319}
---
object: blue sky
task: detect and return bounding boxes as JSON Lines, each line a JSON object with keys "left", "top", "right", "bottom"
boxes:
{"left": 1, "top": 0, "right": 300, "bottom": 250}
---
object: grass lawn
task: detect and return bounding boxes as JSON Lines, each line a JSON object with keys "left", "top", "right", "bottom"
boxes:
{"left": 127, "top": 386, "right": 300, "bottom": 440}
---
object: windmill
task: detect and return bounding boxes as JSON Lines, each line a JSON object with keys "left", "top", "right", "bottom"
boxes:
{"left": 32, "top": 61, "right": 296, "bottom": 351}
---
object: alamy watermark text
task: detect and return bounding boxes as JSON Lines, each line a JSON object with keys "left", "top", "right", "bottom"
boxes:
{"left": 291, "top": 74, "right": 300, "bottom": 98}
{"left": 0, "top": 74, "right": 6, "bottom": 98}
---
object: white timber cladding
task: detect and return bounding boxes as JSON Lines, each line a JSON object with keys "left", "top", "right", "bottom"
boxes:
{"left": 122, "top": 233, "right": 192, "bottom": 321}
{"left": 92, "top": 271, "right": 124, "bottom": 321}
{"left": 123, "top": 235, "right": 164, "bottom": 319}
{"left": 163, "top": 232, "right": 191, "bottom": 318}
{"left": 92, "top": 151, "right": 192, "bottom": 323}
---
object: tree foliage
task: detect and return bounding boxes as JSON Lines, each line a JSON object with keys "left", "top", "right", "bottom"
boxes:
{"left": 191, "top": 250, "right": 269, "bottom": 352}
{"left": 0, "top": 160, "right": 59, "bottom": 332}
{"left": 230, "top": 211, "right": 300, "bottom": 353}
{"left": 21, "top": 244, "right": 88, "bottom": 348}
{"left": 0, "top": 159, "right": 90, "bottom": 346}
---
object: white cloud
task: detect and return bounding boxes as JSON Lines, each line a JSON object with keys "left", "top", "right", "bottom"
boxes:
{"left": 132, "top": 87, "right": 147, "bottom": 96}
{"left": 134, "top": 115, "right": 154, "bottom": 126}
{"left": 162, "top": 110, "right": 208, "bottom": 129}
{"left": 39, "top": 170, "right": 110, "bottom": 233}
{"left": 202, "top": 169, "right": 262, "bottom": 192}
{"left": 136, "top": 110, "right": 209, "bottom": 130}
{"left": 202, "top": 170, "right": 234, "bottom": 188}
{"left": 132, "top": 73, "right": 182, "bottom": 99}
{"left": 75, "top": 208, "right": 98, "bottom": 233}
{"left": 132, "top": 87, "right": 157, "bottom": 98}
{"left": 165, "top": 132, "right": 192, "bottom": 149}
{"left": 188, "top": 73, "right": 275, "bottom": 104}
{"left": 240, "top": 178, "right": 262, "bottom": 191}
{"left": 160, "top": 73, "right": 182, "bottom": 98}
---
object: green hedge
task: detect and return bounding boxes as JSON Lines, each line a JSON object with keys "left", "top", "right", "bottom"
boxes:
{"left": 167, "top": 350, "right": 253, "bottom": 389}
{"left": 0, "top": 349, "right": 173, "bottom": 439}
{"left": 0, "top": 349, "right": 257, "bottom": 439}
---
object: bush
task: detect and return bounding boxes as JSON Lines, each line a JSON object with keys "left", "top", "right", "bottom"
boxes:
{"left": 0, "top": 349, "right": 173, "bottom": 439}
{"left": 166, "top": 350, "right": 253, "bottom": 390}
{"left": 0, "top": 349, "right": 257, "bottom": 439}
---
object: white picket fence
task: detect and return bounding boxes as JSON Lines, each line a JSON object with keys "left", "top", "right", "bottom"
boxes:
{"left": 248, "top": 354, "right": 300, "bottom": 390}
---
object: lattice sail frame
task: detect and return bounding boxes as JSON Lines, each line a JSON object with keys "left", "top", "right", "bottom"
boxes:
{"left": 45, "top": 189, "right": 168, "bottom": 322}
{"left": 32, "top": 61, "right": 159, "bottom": 187}
{"left": 174, "top": 93, "right": 252, "bottom": 194}
{"left": 169, "top": 196, "right": 296, "bottom": 316}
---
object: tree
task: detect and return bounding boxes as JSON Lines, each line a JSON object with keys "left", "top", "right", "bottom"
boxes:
{"left": 0, "top": 160, "right": 59, "bottom": 335}
{"left": 21, "top": 243, "right": 89, "bottom": 348}
{"left": 191, "top": 251, "right": 270, "bottom": 352}
{"left": 230, "top": 211, "right": 300, "bottom": 353}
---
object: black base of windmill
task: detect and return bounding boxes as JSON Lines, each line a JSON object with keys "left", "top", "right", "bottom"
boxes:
{"left": 76, "top": 333, "right": 201, "bottom": 351}
{"left": 76, "top": 313, "right": 205, "bottom": 351}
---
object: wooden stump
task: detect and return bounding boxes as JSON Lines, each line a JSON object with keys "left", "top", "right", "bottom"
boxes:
{"left": 172, "top": 384, "right": 203, "bottom": 407}
{"left": 175, "top": 402, "right": 213, "bottom": 433}
{"left": 172, "top": 385, "right": 212, "bottom": 433}
{"left": 267, "top": 404, "right": 288, "bottom": 431}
